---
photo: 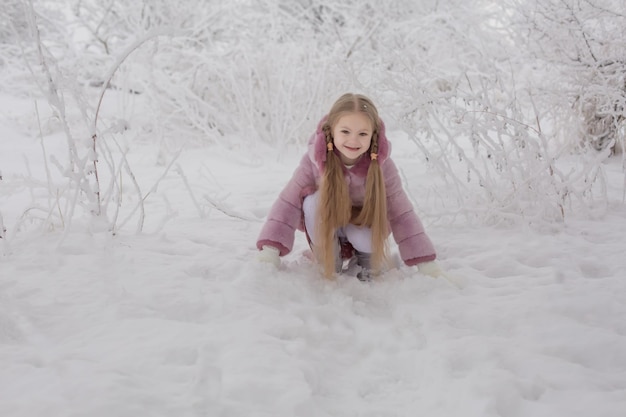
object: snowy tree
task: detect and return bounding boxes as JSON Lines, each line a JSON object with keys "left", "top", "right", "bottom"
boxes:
{"left": 1, "top": 0, "right": 622, "bottom": 235}
{"left": 504, "top": 0, "right": 626, "bottom": 154}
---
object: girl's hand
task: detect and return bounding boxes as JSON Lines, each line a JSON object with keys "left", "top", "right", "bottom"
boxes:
{"left": 418, "top": 261, "right": 466, "bottom": 288}
{"left": 258, "top": 245, "right": 281, "bottom": 268}
{"left": 417, "top": 261, "right": 444, "bottom": 278}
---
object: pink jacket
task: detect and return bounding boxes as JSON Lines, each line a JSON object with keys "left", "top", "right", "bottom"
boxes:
{"left": 256, "top": 116, "right": 436, "bottom": 266}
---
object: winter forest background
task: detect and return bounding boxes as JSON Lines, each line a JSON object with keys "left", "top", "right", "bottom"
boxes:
{"left": 1, "top": 0, "right": 624, "bottom": 232}
{"left": 1, "top": 1, "right": 626, "bottom": 416}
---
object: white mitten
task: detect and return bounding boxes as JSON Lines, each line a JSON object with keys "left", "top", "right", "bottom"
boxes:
{"left": 417, "top": 261, "right": 466, "bottom": 288}
{"left": 417, "top": 261, "right": 444, "bottom": 278}
{"left": 258, "top": 245, "right": 281, "bottom": 268}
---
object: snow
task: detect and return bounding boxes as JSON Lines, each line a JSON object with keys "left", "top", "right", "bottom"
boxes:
{"left": 1, "top": 91, "right": 626, "bottom": 417}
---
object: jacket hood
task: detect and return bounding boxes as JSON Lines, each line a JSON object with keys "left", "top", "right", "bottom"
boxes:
{"left": 307, "top": 114, "right": 391, "bottom": 177}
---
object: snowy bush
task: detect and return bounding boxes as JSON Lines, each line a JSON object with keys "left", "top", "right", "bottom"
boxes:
{"left": 503, "top": 0, "right": 626, "bottom": 155}
{"left": 0, "top": 1, "right": 177, "bottom": 236}
{"left": 1, "top": 0, "right": 624, "bottom": 238}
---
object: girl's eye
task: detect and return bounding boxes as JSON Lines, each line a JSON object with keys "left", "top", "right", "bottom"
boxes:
{"left": 360, "top": 133, "right": 369, "bottom": 136}
{"left": 341, "top": 130, "right": 349, "bottom": 134}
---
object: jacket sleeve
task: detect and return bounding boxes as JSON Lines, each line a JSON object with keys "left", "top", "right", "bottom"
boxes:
{"left": 383, "top": 158, "right": 437, "bottom": 266}
{"left": 256, "top": 155, "right": 317, "bottom": 256}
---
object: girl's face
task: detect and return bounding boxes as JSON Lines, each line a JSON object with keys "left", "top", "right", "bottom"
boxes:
{"left": 332, "top": 112, "right": 373, "bottom": 165}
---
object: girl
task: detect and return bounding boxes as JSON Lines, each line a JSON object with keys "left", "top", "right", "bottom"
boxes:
{"left": 256, "top": 93, "right": 443, "bottom": 280}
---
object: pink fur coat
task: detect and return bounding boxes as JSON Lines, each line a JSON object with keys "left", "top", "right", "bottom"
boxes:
{"left": 256, "top": 116, "right": 436, "bottom": 266}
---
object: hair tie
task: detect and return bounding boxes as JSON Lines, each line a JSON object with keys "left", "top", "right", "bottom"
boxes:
{"left": 327, "top": 142, "right": 334, "bottom": 151}
{"left": 370, "top": 152, "right": 378, "bottom": 161}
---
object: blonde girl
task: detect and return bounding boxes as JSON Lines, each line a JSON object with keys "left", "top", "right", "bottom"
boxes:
{"left": 257, "top": 93, "right": 443, "bottom": 280}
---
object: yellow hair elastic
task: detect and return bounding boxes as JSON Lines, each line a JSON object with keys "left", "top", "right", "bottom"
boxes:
{"left": 327, "top": 142, "right": 334, "bottom": 151}
{"left": 370, "top": 152, "right": 378, "bottom": 161}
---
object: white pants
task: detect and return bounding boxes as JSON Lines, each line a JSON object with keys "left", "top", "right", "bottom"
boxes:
{"left": 302, "top": 191, "right": 372, "bottom": 253}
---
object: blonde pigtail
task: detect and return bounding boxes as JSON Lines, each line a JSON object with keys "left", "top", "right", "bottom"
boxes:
{"left": 317, "top": 125, "right": 351, "bottom": 277}
{"left": 354, "top": 131, "right": 388, "bottom": 271}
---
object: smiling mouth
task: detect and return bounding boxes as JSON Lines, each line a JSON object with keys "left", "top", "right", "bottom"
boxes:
{"left": 344, "top": 146, "right": 361, "bottom": 152}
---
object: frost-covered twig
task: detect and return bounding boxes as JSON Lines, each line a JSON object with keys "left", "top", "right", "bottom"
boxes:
{"left": 203, "top": 194, "right": 261, "bottom": 223}
{"left": 115, "top": 148, "right": 182, "bottom": 233}
{"left": 25, "top": 0, "right": 93, "bottom": 228}
{"left": 175, "top": 164, "right": 206, "bottom": 219}
{"left": 93, "top": 28, "right": 174, "bottom": 128}
{"left": 91, "top": 28, "right": 175, "bottom": 216}
{"left": 106, "top": 139, "right": 144, "bottom": 235}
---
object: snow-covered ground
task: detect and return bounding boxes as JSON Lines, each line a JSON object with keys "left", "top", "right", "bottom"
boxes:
{"left": 1, "top": 92, "right": 625, "bottom": 417}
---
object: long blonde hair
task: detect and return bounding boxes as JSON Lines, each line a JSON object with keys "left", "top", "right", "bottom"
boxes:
{"left": 317, "top": 93, "right": 388, "bottom": 277}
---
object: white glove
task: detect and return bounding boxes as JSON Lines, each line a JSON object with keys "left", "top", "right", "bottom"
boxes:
{"left": 417, "top": 261, "right": 466, "bottom": 289}
{"left": 417, "top": 261, "right": 444, "bottom": 278}
{"left": 258, "top": 245, "right": 280, "bottom": 268}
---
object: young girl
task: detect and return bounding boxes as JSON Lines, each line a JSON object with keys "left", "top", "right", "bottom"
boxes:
{"left": 256, "top": 93, "right": 444, "bottom": 280}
